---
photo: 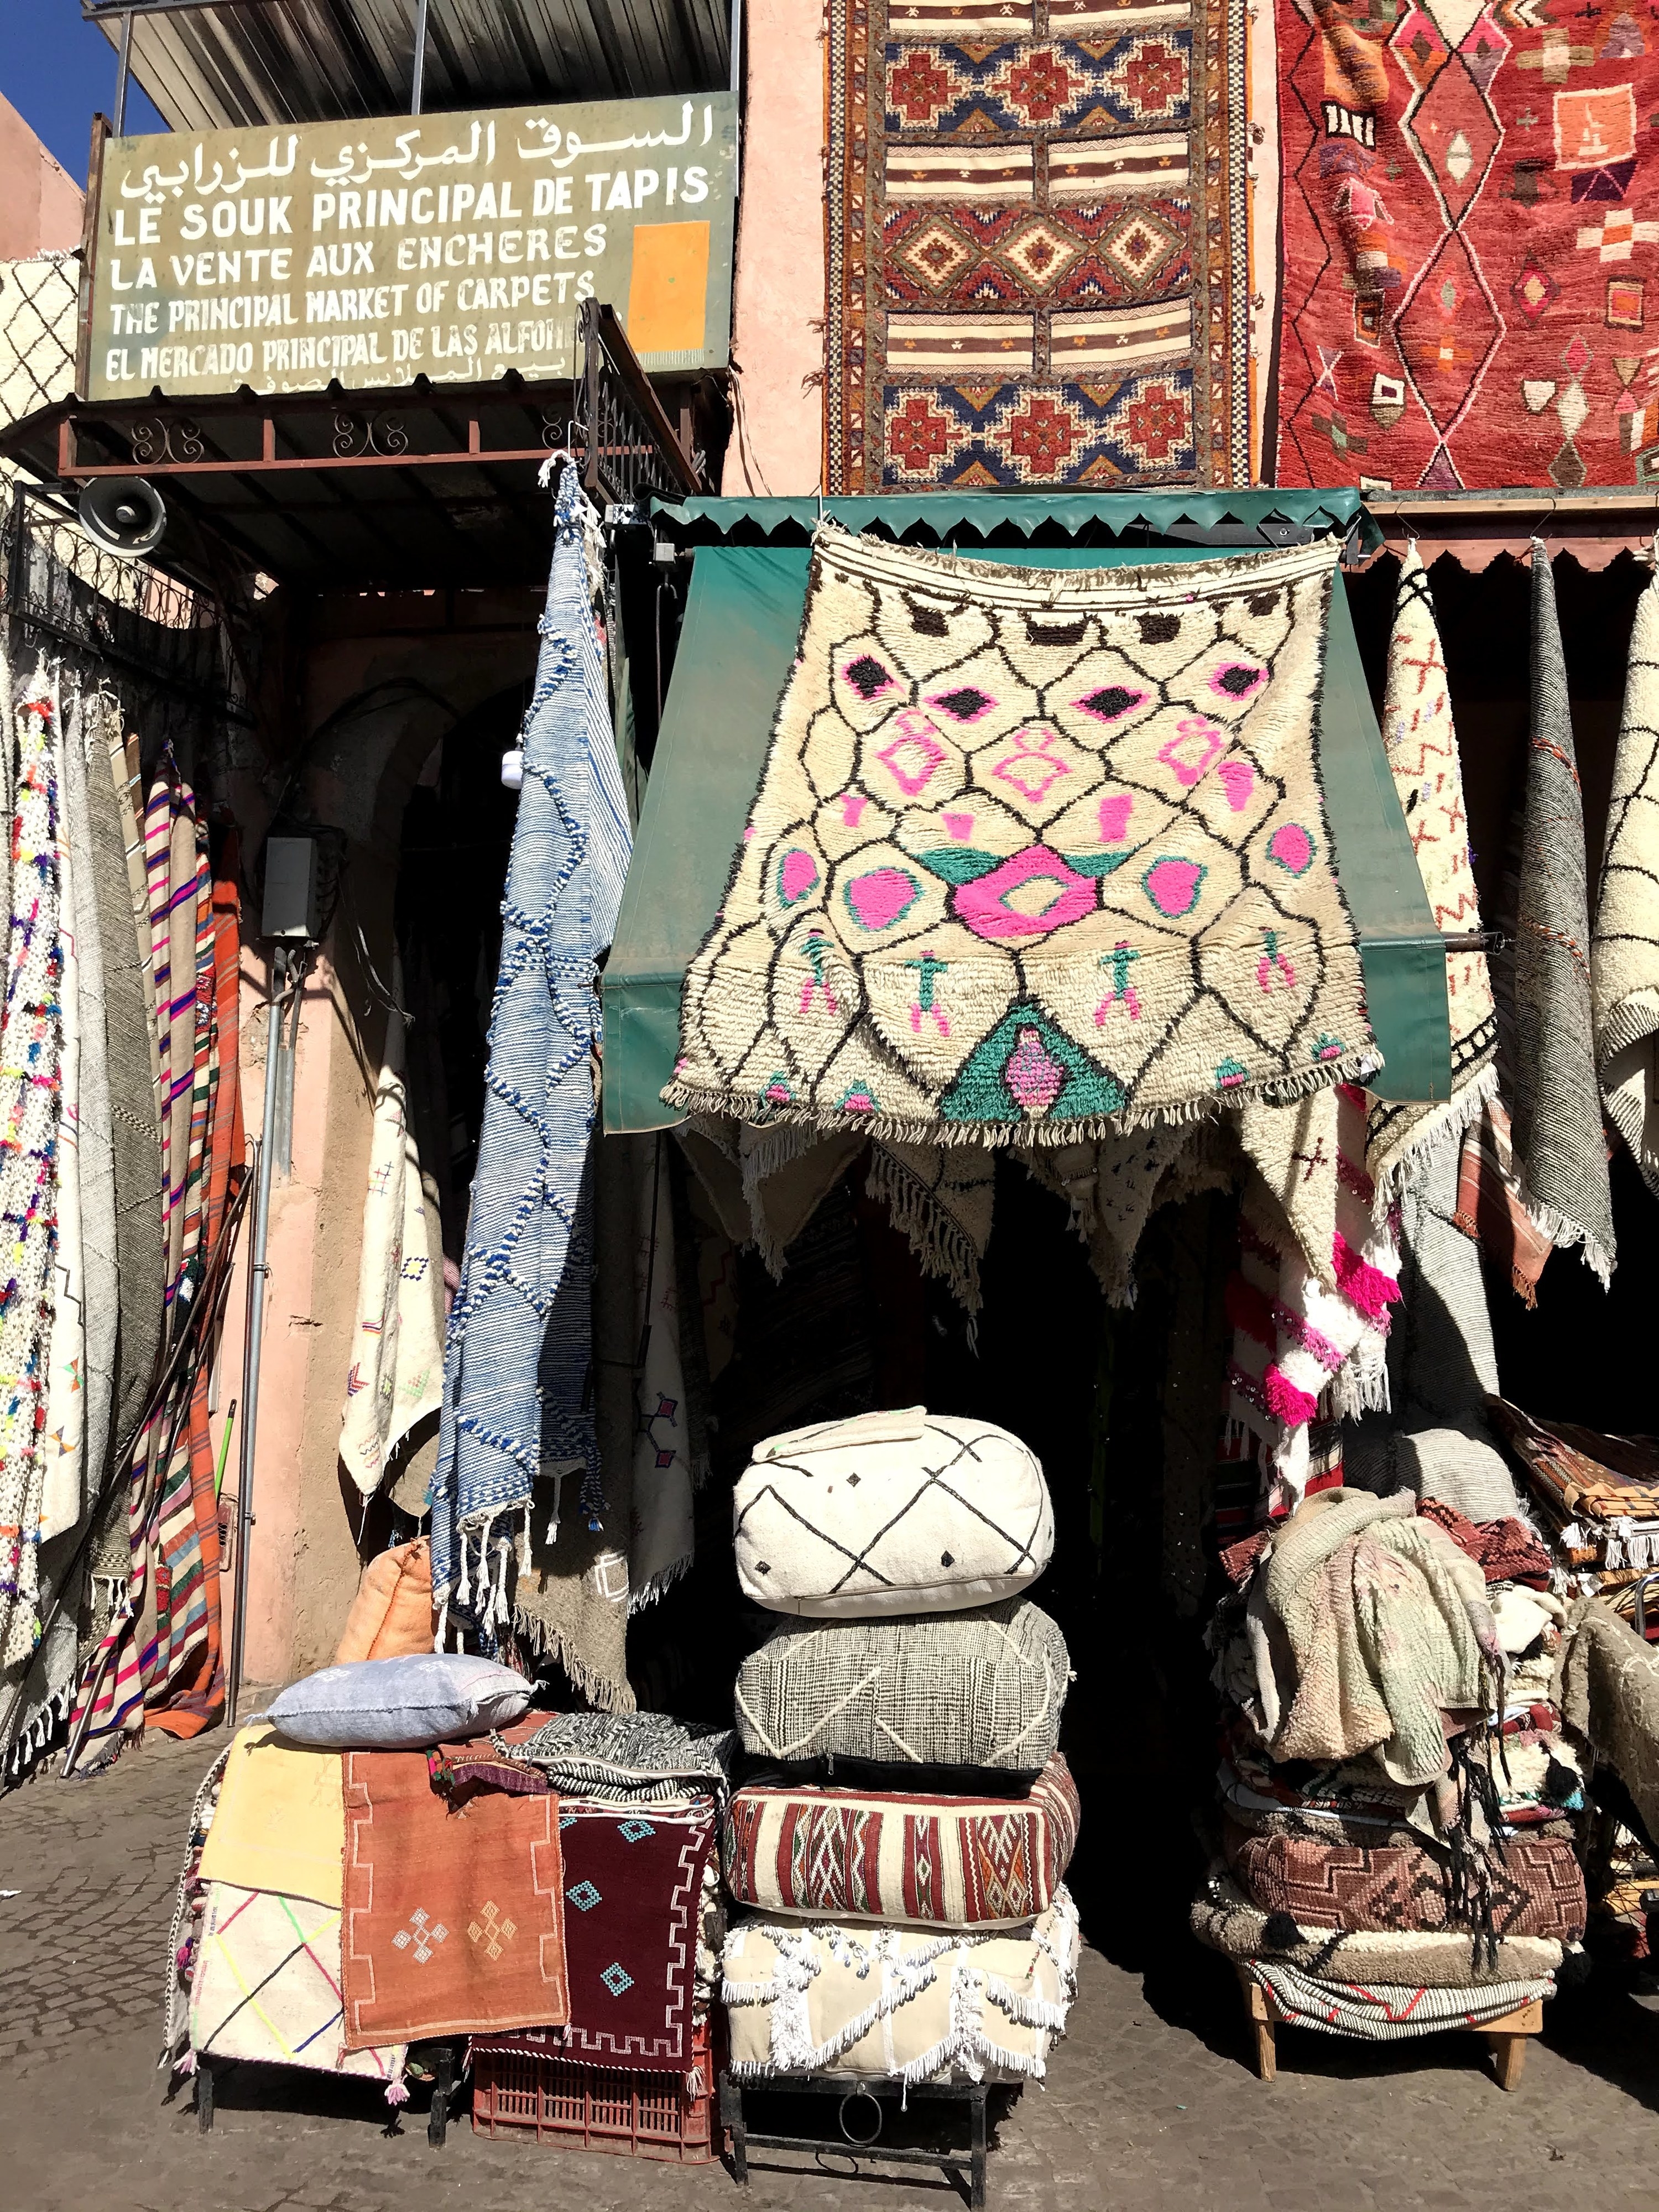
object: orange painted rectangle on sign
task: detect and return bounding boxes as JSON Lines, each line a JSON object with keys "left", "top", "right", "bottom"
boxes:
{"left": 626, "top": 221, "right": 711, "bottom": 356}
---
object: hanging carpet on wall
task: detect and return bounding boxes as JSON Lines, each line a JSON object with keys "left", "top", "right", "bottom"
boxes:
{"left": 1593, "top": 557, "right": 1659, "bottom": 1196}
{"left": 1227, "top": 1084, "right": 1401, "bottom": 1516}
{"left": 430, "top": 462, "right": 633, "bottom": 1688}
{"left": 1272, "top": 0, "right": 1659, "bottom": 489}
{"left": 666, "top": 529, "right": 1375, "bottom": 1145}
{"left": 338, "top": 958, "right": 446, "bottom": 1499}
{"left": 1365, "top": 547, "right": 1498, "bottom": 1198}
{"left": 0, "top": 663, "right": 66, "bottom": 1687}
{"left": 624, "top": 1134, "right": 697, "bottom": 1610}
{"left": 65, "top": 772, "right": 246, "bottom": 1766}
{"left": 1507, "top": 546, "right": 1615, "bottom": 1286}
{"left": 823, "top": 0, "right": 1252, "bottom": 489}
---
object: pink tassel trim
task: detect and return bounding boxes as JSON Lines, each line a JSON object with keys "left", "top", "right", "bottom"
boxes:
{"left": 385, "top": 2078, "right": 410, "bottom": 2107}
{"left": 177, "top": 2049, "right": 197, "bottom": 2077}
{"left": 1269, "top": 1299, "right": 1344, "bottom": 1374}
{"left": 1331, "top": 1233, "right": 1401, "bottom": 1322}
{"left": 1263, "top": 1364, "right": 1319, "bottom": 1427}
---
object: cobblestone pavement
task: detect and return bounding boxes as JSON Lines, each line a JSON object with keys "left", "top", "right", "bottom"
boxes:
{"left": 3, "top": 1728, "right": 1658, "bottom": 2212}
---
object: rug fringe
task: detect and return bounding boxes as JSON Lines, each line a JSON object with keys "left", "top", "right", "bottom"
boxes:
{"left": 1370, "top": 1062, "right": 1500, "bottom": 1213}
{"left": 1, "top": 1678, "right": 75, "bottom": 1785}
{"left": 627, "top": 1553, "right": 693, "bottom": 1616}
{"left": 663, "top": 1052, "right": 1382, "bottom": 1155}
{"left": 864, "top": 1147, "right": 983, "bottom": 1316}
{"left": 1515, "top": 1191, "right": 1615, "bottom": 1290}
{"left": 510, "top": 1605, "right": 636, "bottom": 1713}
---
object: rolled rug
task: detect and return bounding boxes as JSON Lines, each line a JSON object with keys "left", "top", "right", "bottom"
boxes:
{"left": 1221, "top": 1817, "right": 1587, "bottom": 1943}
{"left": 1191, "top": 1864, "right": 1564, "bottom": 1986}
{"left": 1244, "top": 1958, "right": 1556, "bottom": 2042}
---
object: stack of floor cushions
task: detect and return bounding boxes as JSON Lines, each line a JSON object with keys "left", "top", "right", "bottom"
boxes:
{"left": 1193, "top": 1488, "right": 1587, "bottom": 2046}
{"left": 720, "top": 1409, "right": 1081, "bottom": 2089}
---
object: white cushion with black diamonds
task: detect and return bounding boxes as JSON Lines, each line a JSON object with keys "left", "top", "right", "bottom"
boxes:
{"left": 732, "top": 1409, "right": 1053, "bottom": 1617}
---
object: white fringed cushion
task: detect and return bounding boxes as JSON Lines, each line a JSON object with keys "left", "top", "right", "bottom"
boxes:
{"left": 721, "top": 1889, "right": 1079, "bottom": 2084}
{"left": 732, "top": 1410, "right": 1053, "bottom": 1617}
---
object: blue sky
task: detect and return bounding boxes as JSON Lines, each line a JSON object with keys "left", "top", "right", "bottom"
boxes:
{"left": 1, "top": 0, "right": 168, "bottom": 181}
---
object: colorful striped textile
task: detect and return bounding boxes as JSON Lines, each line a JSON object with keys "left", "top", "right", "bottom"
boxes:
{"left": 430, "top": 462, "right": 631, "bottom": 1629}
{"left": 143, "top": 755, "right": 204, "bottom": 1320}
{"left": 0, "top": 665, "right": 64, "bottom": 1677}
{"left": 66, "top": 806, "right": 246, "bottom": 1761}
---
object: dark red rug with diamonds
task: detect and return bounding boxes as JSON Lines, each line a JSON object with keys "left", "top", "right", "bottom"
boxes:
{"left": 1274, "top": 0, "right": 1659, "bottom": 491}
{"left": 470, "top": 1798, "right": 717, "bottom": 2074}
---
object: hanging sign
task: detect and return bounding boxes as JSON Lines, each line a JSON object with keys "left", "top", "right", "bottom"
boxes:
{"left": 87, "top": 91, "right": 738, "bottom": 401}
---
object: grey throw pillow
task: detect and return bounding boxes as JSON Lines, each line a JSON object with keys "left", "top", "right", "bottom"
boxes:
{"left": 263, "top": 1653, "right": 533, "bottom": 1749}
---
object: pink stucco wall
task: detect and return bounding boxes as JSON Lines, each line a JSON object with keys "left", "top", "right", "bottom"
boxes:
{"left": 0, "top": 93, "right": 83, "bottom": 262}
{"left": 722, "top": 0, "right": 826, "bottom": 495}
{"left": 231, "top": 590, "right": 540, "bottom": 1689}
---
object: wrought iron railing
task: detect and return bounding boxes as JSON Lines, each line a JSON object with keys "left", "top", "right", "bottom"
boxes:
{"left": 2, "top": 481, "right": 245, "bottom": 714}
{"left": 571, "top": 301, "right": 707, "bottom": 510}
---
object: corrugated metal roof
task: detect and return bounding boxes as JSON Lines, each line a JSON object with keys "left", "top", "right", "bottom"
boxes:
{"left": 98, "top": 1, "right": 730, "bottom": 133}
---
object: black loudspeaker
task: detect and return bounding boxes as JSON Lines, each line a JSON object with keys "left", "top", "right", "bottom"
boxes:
{"left": 76, "top": 474, "right": 166, "bottom": 560}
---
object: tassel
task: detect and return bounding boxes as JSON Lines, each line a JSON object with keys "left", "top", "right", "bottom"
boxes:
{"left": 177, "top": 2049, "right": 197, "bottom": 2077}
{"left": 384, "top": 2078, "right": 410, "bottom": 2107}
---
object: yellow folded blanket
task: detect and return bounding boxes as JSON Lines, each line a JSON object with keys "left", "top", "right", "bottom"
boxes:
{"left": 198, "top": 1722, "right": 345, "bottom": 1907}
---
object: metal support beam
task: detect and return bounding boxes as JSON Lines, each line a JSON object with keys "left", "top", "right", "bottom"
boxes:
{"left": 227, "top": 951, "right": 284, "bottom": 1733}
{"left": 411, "top": 0, "right": 430, "bottom": 115}
{"left": 113, "top": 10, "right": 133, "bottom": 135}
{"left": 84, "top": 1, "right": 282, "bottom": 20}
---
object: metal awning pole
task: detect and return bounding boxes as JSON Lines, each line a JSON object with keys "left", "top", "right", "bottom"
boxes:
{"left": 113, "top": 11, "right": 133, "bottom": 135}
{"left": 729, "top": 0, "right": 743, "bottom": 95}
{"left": 411, "top": 0, "right": 429, "bottom": 114}
{"left": 226, "top": 944, "right": 285, "bottom": 1729}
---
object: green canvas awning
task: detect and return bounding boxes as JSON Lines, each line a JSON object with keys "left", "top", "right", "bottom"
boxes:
{"left": 650, "top": 487, "right": 1381, "bottom": 552}
{"left": 603, "top": 514, "right": 1448, "bottom": 1134}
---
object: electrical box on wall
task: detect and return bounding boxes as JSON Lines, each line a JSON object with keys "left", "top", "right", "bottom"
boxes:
{"left": 262, "top": 837, "right": 321, "bottom": 942}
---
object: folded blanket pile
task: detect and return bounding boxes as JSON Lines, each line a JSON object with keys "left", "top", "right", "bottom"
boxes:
{"left": 1196, "top": 1485, "right": 1585, "bottom": 2038}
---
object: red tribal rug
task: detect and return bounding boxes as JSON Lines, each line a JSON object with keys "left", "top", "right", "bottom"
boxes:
{"left": 472, "top": 1798, "right": 716, "bottom": 2072}
{"left": 1274, "top": 0, "right": 1659, "bottom": 488}
{"left": 825, "top": 0, "right": 1252, "bottom": 490}
{"left": 342, "top": 1748, "right": 569, "bottom": 2048}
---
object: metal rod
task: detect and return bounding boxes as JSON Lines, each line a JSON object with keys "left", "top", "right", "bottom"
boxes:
{"left": 411, "top": 0, "right": 430, "bottom": 115}
{"left": 729, "top": 0, "right": 743, "bottom": 96}
{"left": 58, "top": 444, "right": 577, "bottom": 478}
{"left": 227, "top": 947, "right": 285, "bottom": 1729}
{"left": 85, "top": 0, "right": 281, "bottom": 19}
{"left": 113, "top": 11, "right": 133, "bottom": 137}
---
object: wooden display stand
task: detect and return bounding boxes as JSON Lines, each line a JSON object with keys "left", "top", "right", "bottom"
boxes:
{"left": 1236, "top": 1966, "right": 1542, "bottom": 2089}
